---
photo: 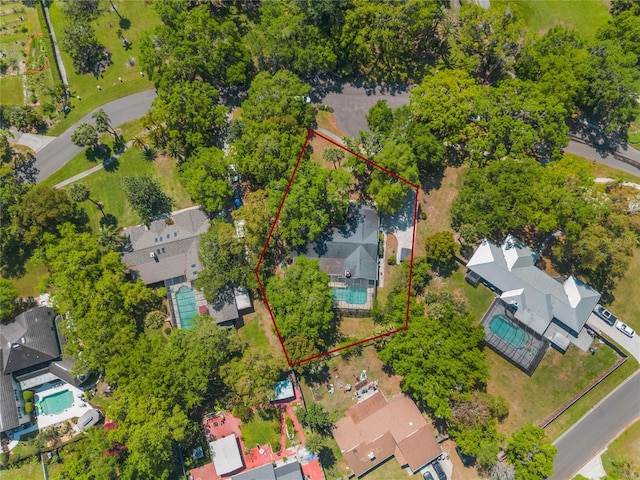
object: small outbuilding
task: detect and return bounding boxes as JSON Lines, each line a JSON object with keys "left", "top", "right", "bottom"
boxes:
{"left": 210, "top": 435, "right": 243, "bottom": 476}
{"left": 77, "top": 408, "right": 101, "bottom": 431}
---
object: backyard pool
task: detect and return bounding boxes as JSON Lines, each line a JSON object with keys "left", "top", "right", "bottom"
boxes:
{"left": 490, "top": 315, "right": 527, "bottom": 349}
{"left": 175, "top": 286, "right": 198, "bottom": 329}
{"left": 38, "top": 389, "right": 74, "bottom": 415}
{"left": 332, "top": 284, "right": 368, "bottom": 305}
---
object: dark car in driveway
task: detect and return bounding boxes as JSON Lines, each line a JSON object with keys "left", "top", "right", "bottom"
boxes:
{"left": 423, "top": 472, "right": 434, "bottom": 480}
{"left": 593, "top": 304, "right": 617, "bottom": 326}
{"left": 432, "top": 461, "right": 447, "bottom": 480}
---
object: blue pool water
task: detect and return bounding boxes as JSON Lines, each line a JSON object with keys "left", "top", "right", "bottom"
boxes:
{"left": 332, "top": 284, "right": 368, "bottom": 305}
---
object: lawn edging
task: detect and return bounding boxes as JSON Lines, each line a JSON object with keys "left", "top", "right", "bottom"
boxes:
{"left": 540, "top": 331, "right": 629, "bottom": 429}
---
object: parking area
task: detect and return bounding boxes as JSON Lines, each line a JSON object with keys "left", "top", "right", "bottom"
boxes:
{"left": 587, "top": 312, "right": 640, "bottom": 362}
{"left": 420, "top": 456, "right": 453, "bottom": 480}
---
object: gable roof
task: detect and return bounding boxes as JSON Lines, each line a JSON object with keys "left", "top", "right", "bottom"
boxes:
{"left": 121, "top": 207, "right": 209, "bottom": 285}
{"left": 231, "top": 461, "right": 304, "bottom": 480}
{"left": 298, "top": 205, "right": 379, "bottom": 281}
{"left": 0, "top": 357, "right": 19, "bottom": 432}
{"left": 467, "top": 236, "right": 601, "bottom": 336}
{"left": 1, "top": 307, "right": 60, "bottom": 375}
{"left": 333, "top": 391, "right": 441, "bottom": 477}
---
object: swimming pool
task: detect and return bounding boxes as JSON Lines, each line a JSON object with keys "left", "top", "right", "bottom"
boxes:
{"left": 39, "top": 389, "right": 74, "bottom": 415}
{"left": 175, "top": 286, "right": 198, "bottom": 329}
{"left": 490, "top": 315, "right": 527, "bottom": 349}
{"left": 332, "top": 284, "right": 368, "bottom": 305}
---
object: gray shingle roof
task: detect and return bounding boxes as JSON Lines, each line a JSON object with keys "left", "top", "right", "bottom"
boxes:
{"left": 1, "top": 307, "right": 60, "bottom": 374}
{"left": 274, "top": 461, "right": 304, "bottom": 480}
{"left": 121, "top": 207, "right": 209, "bottom": 285}
{"left": 298, "top": 205, "right": 379, "bottom": 281}
{"left": 0, "top": 356, "right": 19, "bottom": 432}
{"left": 467, "top": 236, "right": 601, "bottom": 336}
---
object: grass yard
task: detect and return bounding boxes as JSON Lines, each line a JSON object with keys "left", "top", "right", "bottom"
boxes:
{"left": 240, "top": 302, "right": 289, "bottom": 364}
{"left": 492, "top": 0, "right": 611, "bottom": 40}
{"left": 487, "top": 341, "right": 620, "bottom": 436}
{"left": 610, "top": 248, "right": 640, "bottom": 333}
{"left": 544, "top": 355, "right": 639, "bottom": 440}
{"left": 602, "top": 417, "right": 640, "bottom": 477}
{"left": 46, "top": 0, "right": 159, "bottom": 135}
{"left": 428, "top": 265, "right": 495, "bottom": 321}
{"left": 240, "top": 410, "right": 281, "bottom": 449}
{"left": 415, "top": 166, "right": 465, "bottom": 257}
{"left": 2, "top": 456, "right": 42, "bottom": 480}
{"left": 0, "top": 75, "right": 24, "bottom": 105}
{"left": 62, "top": 148, "right": 193, "bottom": 233}
{"left": 10, "top": 259, "right": 48, "bottom": 297}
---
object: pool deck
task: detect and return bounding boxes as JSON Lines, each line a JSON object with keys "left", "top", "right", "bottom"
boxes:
{"left": 35, "top": 383, "right": 90, "bottom": 430}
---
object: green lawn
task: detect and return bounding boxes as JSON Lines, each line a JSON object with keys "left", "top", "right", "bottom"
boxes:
{"left": 41, "top": 118, "right": 146, "bottom": 188}
{"left": 544, "top": 355, "right": 639, "bottom": 440}
{"left": 10, "top": 259, "right": 48, "bottom": 297}
{"left": 62, "top": 147, "right": 194, "bottom": 233}
{"left": 240, "top": 410, "right": 281, "bottom": 449}
{"left": 46, "top": 1, "right": 160, "bottom": 135}
{"left": 610, "top": 248, "right": 640, "bottom": 333}
{"left": 602, "top": 417, "right": 640, "bottom": 478}
{"left": 487, "top": 341, "right": 619, "bottom": 436}
{"left": 0, "top": 75, "right": 24, "bottom": 105}
{"left": 2, "top": 456, "right": 42, "bottom": 480}
{"left": 492, "top": 0, "right": 611, "bottom": 40}
{"left": 239, "top": 314, "right": 271, "bottom": 350}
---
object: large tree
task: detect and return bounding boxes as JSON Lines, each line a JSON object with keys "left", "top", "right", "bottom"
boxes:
{"left": 179, "top": 147, "right": 233, "bottom": 214}
{"left": 196, "top": 220, "right": 254, "bottom": 302}
{"left": 0, "top": 278, "right": 17, "bottom": 321}
{"left": 506, "top": 424, "right": 557, "bottom": 480}
{"left": 146, "top": 80, "right": 227, "bottom": 152}
{"left": 265, "top": 257, "right": 336, "bottom": 359}
{"left": 340, "top": 0, "right": 443, "bottom": 83}
{"left": 222, "top": 350, "right": 283, "bottom": 407}
{"left": 122, "top": 176, "right": 174, "bottom": 225}
{"left": 71, "top": 123, "right": 99, "bottom": 149}
{"left": 248, "top": 0, "right": 338, "bottom": 76}
{"left": 140, "top": 3, "right": 252, "bottom": 89}
{"left": 379, "top": 295, "right": 488, "bottom": 419}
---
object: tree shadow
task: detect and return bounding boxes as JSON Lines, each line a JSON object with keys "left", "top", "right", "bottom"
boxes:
{"left": 102, "top": 157, "right": 119, "bottom": 172}
{"left": 86, "top": 144, "right": 112, "bottom": 163}
{"left": 100, "top": 213, "right": 119, "bottom": 229}
{"left": 119, "top": 17, "right": 131, "bottom": 30}
{"left": 318, "top": 446, "right": 337, "bottom": 469}
{"left": 142, "top": 147, "right": 158, "bottom": 162}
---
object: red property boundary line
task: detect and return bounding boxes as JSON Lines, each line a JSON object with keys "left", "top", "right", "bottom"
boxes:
{"left": 254, "top": 129, "right": 420, "bottom": 367}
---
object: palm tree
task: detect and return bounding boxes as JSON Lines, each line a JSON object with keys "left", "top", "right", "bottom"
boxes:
{"left": 166, "top": 138, "right": 186, "bottom": 163}
{"left": 92, "top": 109, "right": 118, "bottom": 139}
{"left": 67, "top": 183, "right": 104, "bottom": 215}
{"left": 131, "top": 134, "right": 149, "bottom": 153}
{"left": 97, "top": 224, "right": 126, "bottom": 250}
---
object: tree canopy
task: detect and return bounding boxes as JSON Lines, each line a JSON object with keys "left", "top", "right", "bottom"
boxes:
{"left": 179, "top": 147, "right": 233, "bottom": 214}
{"left": 379, "top": 294, "right": 488, "bottom": 419}
{"left": 265, "top": 257, "right": 336, "bottom": 361}
{"left": 506, "top": 424, "right": 557, "bottom": 480}
{"left": 122, "top": 176, "right": 174, "bottom": 225}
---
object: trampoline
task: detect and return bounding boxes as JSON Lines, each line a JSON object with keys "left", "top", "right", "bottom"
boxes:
{"left": 175, "top": 286, "right": 198, "bottom": 329}
{"left": 490, "top": 315, "right": 527, "bottom": 349}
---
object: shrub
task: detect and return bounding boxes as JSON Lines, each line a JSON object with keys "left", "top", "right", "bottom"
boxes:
{"left": 144, "top": 310, "right": 166, "bottom": 329}
{"left": 22, "top": 390, "right": 34, "bottom": 401}
{"left": 24, "top": 402, "right": 34, "bottom": 413}
{"left": 0, "top": 452, "right": 8, "bottom": 468}
{"left": 387, "top": 256, "right": 396, "bottom": 265}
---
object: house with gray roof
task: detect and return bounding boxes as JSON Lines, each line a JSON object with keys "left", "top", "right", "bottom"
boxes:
{"left": 296, "top": 205, "right": 380, "bottom": 311}
{"left": 121, "top": 206, "right": 210, "bottom": 286}
{"left": 467, "top": 236, "right": 600, "bottom": 355}
{"left": 231, "top": 460, "right": 304, "bottom": 480}
{"left": 0, "top": 307, "right": 91, "bottom": 435}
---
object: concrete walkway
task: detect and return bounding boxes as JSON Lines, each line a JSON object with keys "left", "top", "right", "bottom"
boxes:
{"left": 10, "top": 130, "right": 56, "bottom": 153}
{"left": 576, "top": 451, "right": 607, "bottom": 480}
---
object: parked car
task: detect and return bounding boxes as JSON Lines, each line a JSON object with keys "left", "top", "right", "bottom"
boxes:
{"left": 593, "top": 304, "right": 617, "bottom": 326}
{"left": 615, "top": 320, "right": 635, "bottom": 338}
{"left": 229, "top": 164, "right": 239, "bottom": 183}
{"left": 432, "top": 461, "right": 447, "bottom": 480}
{"left": 423, "top": 472, "right": 435, "bottom": 480}
{"left": 455, "top": 446, "right": 475, "bottom": 467}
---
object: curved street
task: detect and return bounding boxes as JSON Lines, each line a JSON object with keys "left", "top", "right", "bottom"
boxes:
{"left": 33, "top": 90, "right": 156, "bottom": 183}
{"left": 25, "top": 85, "right": 640, "bottom": 183}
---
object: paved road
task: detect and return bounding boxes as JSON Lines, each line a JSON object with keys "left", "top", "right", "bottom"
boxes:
{"left": 550, "top": 370, "right": 640, "bottom": 480}
{"left": 320, "top": 84, "right": 640, "bottom": 177}
{"left": 34, "top": 90, "right": 156, "bottom": 183}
